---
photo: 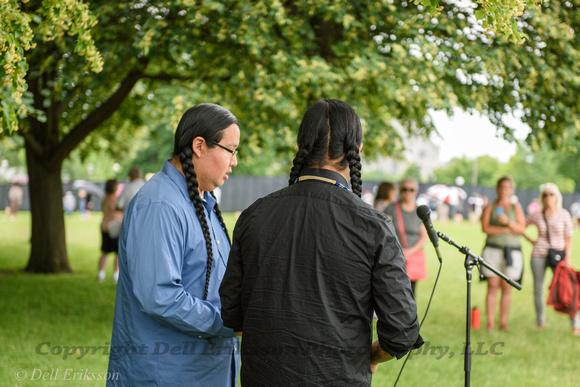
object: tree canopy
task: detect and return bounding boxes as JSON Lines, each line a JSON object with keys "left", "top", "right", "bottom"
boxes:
{"left": 1, "top": 0, "right": 578, "bottom": 272}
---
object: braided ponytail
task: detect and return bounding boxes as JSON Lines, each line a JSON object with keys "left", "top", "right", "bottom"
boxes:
{"left": 345, "top": 147, "right": 363, "bottom": 197}
{"left": 172, "top": 103, "right": 239, "bottom": 301}
{"left": 291, "top": 99, "right": 363, "bottom": 195}
{"left": 288, "top": 147, "right": 311, "bottom": 186}
{"left": 179, "top": 149, "right": 214, "bottom": 300}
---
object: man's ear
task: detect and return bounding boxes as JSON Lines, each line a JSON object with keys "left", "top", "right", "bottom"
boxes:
{"left": 191, "top": 137, "right": 205, "bottom": 158}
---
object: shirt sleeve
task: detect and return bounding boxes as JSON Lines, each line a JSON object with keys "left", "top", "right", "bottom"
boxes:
{"left": 126, "top": 201, "right": 234, "bottom": 338}
{"left": 372, "top": 220, "right": 424, "bottom": 359}
{"left": 219, "top": 212, "right": 246, "bottom": 332}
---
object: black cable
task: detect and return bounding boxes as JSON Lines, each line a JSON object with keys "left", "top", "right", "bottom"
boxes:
{"left": 393, "top": 259, "right": 443, "bottom": 386}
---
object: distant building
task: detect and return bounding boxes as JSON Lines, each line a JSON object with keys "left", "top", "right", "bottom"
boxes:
{"left": 364, "top": 121, "right": 440, "bottom": 181}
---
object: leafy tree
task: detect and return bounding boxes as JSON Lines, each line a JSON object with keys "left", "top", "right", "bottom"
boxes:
{"left": 433, "top": 155, "right": 505, "bottom": 187}
{"left": 402, "top": 163, "right": 423, "bottom": 182}
{"left": 506, "top": 144, "right": 575, "bottom": 192}
{"left": 555, "top": 140, "right": 580, "bottom": 192}
{"left": 0, "top": 0, "right": 577, "bottom": 272}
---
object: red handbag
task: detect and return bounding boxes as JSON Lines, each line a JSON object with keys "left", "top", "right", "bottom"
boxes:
{"left": 547, "top": 263, "right": 580, "bottom": 317}
{"left": 395, "top": 202, "right": 427, "bottom": 282}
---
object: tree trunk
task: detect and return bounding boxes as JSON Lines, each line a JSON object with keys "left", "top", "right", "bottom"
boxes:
{"left": 24, "top": 144, "right": 71, "bottom": 273}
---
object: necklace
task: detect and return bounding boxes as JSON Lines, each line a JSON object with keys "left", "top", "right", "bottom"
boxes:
{"left": 295, "top": 175, "right": 350, "bottom": 191}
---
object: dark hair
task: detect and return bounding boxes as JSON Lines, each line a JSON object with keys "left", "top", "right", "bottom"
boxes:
{"left": 128, "top": 166, "right": 142, "bottom": 179}
{"left": 105, "top": 179, "right": 118, "bottom": 195}
{"left": 288, "top": 99, "right": 363, "bottom": 197}
{"left": 497, "top": 175, "right": 514, "bottom": 189}
{"left": 172, "top": 103, "right": 238, "bottom": 300}
{"left": 375, "top": 181, "right": 397, "bottom": 201}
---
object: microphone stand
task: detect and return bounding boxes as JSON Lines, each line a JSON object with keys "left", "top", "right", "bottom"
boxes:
{"left": 437, "top": 231, "right": 521, "bottom": 387}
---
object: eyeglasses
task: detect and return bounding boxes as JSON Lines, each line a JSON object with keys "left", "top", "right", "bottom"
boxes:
{"left": 207, "top": 140, "right": 238, "bottom": 158}
{"left": 542, "top": 192, "right": 555, "bottom": 198}
{"left": 401, "top": 187, "right": 416, "bottom": 192}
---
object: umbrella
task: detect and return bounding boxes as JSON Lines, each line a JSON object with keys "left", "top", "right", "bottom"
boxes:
{"left": 72, "top": 180, "right": 105, "bottom": 198}
{"left": 11, "top": 173, "right": 29, "bottom": 184}
{"left": 426, "top": 184, "right": 467, "bottom": 206}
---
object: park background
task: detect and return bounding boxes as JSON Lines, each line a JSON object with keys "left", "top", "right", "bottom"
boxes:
{"left": 1, "top": 211, "right": 580, "bottom": 386}
{"left": 2, "top": 0, "right": 580, "bottom": 385}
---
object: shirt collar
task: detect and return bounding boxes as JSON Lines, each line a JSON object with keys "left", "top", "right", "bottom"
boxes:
{"left": 163, "top": 160, "right": 190, "bottom": 202}
{"left": 163, "top": 160, "right": 217, "bottom": 211}
{"left": 299, "top": 168, "right": 349, "bottom": 187}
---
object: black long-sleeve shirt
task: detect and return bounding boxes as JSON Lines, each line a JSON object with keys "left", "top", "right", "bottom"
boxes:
{"left": 220, "top": 168, "right": 424, "bottom": 386}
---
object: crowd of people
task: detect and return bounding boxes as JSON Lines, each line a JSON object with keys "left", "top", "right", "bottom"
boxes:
{"left": 4, "top": 99, "right": 580, "bottom": 385}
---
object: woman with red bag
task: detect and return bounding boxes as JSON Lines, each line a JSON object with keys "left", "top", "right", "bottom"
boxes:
{"left": 385, "top": 178, "right": 428, "bottom": 297}
{"left": 523, "top": 183, "right": 579, "bottom": 335}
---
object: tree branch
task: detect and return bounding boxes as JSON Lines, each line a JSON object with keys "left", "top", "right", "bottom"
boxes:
{"left": 140, "top": 73, "right": 194, "bottom": 82}
{"left": 17, "top": 129, "right": 44, "bottom": 158}
{"left": 50, "top": 65, "right": 146, "bottom": 164}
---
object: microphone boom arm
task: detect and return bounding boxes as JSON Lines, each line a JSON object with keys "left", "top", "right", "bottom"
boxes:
{"left": 437, "top": 231, "right": 521, "bottom": 291}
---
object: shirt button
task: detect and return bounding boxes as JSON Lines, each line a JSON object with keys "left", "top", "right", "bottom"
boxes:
{"left": 198, "top": 336, "right": 202, "bottom": 339}
{"left": 217, "top": 240, "right": 220, "bottom": 245}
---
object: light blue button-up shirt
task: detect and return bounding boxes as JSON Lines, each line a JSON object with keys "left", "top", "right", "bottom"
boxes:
{"left": 108, "top": 160, "right": 239, "bottom": 386}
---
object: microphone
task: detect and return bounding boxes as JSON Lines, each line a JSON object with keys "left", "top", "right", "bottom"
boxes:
{"left": 416, "top": 205, "right": 442, "bottom": 262}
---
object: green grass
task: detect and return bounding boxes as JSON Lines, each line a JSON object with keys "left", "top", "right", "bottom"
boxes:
{"left": 1, "top": 213, "right": 580, "bottom": 386}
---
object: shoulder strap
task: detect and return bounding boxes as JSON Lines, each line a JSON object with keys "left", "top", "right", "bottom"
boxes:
{"left": 543, "top": 212, "right": 551, "bottom": 248}
{"left": 395, "top": 201, "right": 408, "bottom": 248}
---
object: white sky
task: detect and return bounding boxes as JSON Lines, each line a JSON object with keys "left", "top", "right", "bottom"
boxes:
{"left": 430, "top": 109, "right": 530, "bottom": 164}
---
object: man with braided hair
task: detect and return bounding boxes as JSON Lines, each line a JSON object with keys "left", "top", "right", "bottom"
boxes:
{"left": 108, "top": 103, "right": 241, "bottom": 386}
{"left": 220, "top": 99, "right": 424, "bottom": 386}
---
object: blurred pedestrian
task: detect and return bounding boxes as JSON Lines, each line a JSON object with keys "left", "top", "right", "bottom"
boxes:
{"left": 385, "top": 178, "right": 428, "bottom": 297}
{"left": 78, "top": 188, "right": 88, "bottom": 219}
{"left": 527, "top": 198, "right": 541, "bottom": 215}
{"left": 98, "top": 179, "right": 123, "bottom": 282}
{"left": 62, "top": 191, "right": 76, "bottom": 216}
{"left": 467, "top": 193, "right": 484, "bottom": 224}
{"left": 480, "top": 176, "right": 525, "bottom": 331}
{"left": 116, "top": 165, "right": 145, "bottom": 212}
{"left": 373, "top": 181, "right": 397, "bottom": 213}
{"left": 6, "top": 182, "right": 24, "bottom": 221}
{"left": 522, "top": 183, "right": 579, "bottom": 334}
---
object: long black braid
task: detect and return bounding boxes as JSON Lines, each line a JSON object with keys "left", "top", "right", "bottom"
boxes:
{"left": 345, "top": 147, "right": 363, "bottom": 197}
{"left": 288, "top": 147, "right": 311, "bottom": 186}
{"left": 173, "top": 103, "right": 237, "bottom": 300}
{"left": 289, "top": 99, "right": 363, "bottom": 197}
{"left": 179, "top": 148, "right": 215, "bottom": 300}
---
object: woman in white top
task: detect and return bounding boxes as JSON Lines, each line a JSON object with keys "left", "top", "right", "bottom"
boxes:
{"left": 524, "top": 183, "right": 579, "bottom": 335}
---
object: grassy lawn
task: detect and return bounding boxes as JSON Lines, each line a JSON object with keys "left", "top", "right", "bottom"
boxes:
{"left": 1, "top": 212, "right": 579, "bottom": 386}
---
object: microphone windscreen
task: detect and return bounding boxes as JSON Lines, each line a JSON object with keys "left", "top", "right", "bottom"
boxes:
{"left": 416, "top": 204, "right": 431, "bottom": 221}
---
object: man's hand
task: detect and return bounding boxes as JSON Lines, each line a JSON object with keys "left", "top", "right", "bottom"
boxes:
{"left": 370, "top": 339, "right": 394, "bottom": 372}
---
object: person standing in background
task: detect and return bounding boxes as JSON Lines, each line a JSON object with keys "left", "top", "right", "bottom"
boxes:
{"left": 98, "top": 179, "right": 123, "bottom": 283}
{"left": 116, "top": 165, "right": 145, "bottom": 212}
{"left": 480, "top": 176, "right": 525, "bottom": 331}
{"left": 373, "top": 181, "right": 398, "bottom": 213}
{"left": 384, "top": 178, "right": 428, "bottom": 298}
{"left": 522, "top": 183, "right": 579, "bottom": 334}
{"left": 78, "top": 188, "right": 88, "bottom": 219}
{"left": 6, "top": 182, "right": 24, "bottom": 221}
